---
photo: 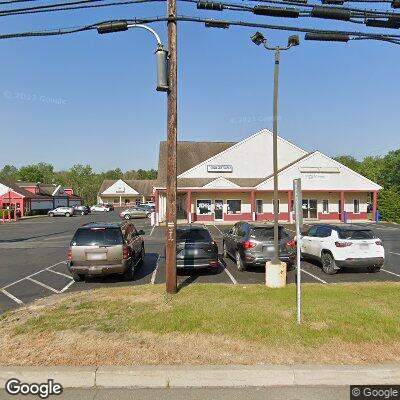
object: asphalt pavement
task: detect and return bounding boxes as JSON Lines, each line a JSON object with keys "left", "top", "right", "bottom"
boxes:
{"left": 0, "top": 211, "right": 400, "bottom": 314}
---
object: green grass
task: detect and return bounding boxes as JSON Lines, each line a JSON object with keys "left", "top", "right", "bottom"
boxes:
{"left": 12, "top": 283, "right": 400, "bottom": 347}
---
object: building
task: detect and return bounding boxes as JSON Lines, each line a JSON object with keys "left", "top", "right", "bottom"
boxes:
{"left": 97, "top": 179, "right": 155, "bottom": 206}
{"left": 153, "top": 129, "right": 381, "bottom": 224}
{"left": 0, "top": 181, "right": 81, "bottom": 216}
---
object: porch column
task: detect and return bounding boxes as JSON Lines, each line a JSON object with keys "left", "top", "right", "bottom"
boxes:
{"left": 372, "top": 191, "right": 378, "bottom": 222}
{"left": 287, "top": 190, "right": 292, "bottom": 223}
{"left": 340, "top": 191, "right": 345, "bottom": 222}
{"left": 155, "top": 190, "right": 160, "bottom": 226}
{"left": 187, "top": 190, "right": 192, "bottom": 223}
{"left": 250, "top": 190, "right": 255, "bottom": 221}
{"left": 119, "top": 196, "right": 122, "bottom": 207}
{"left": 142, "top": 195, "right": 146, "bottom": 203}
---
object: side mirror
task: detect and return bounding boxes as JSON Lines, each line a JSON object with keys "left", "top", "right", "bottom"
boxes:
{"left": 138, "top": 230, "right": 145, "bottom": 236}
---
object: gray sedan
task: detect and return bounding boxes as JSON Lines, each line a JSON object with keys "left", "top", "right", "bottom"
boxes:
{"left": 119, "top": 206, "right": 151, "bottom": 220}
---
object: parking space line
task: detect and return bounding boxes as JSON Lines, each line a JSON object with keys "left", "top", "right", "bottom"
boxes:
{"left": 59, "top": 280, "right": 75, "bottom": 293}
{"left": 212, "top": 225, "right": 223, "bottom": 235}
{"left": 222, "top": 264, "right": 238, "bottom": 285}
{"left": 149, "top": 225, "right": 156, "bottom": 236}
{"left": 26, "top": 277, "right": 59, "bottom": 293}
{"left": 300, "top": 268, "right": 327, "bottom": 284}
{"left": 1, "top": 289, "right": 24, "bottom": 305}
{"left": 390, "top": 252, "right": 400, "bottom": 256}
{"left": 150, "top": 255, "right": 160, "bottom": 284}
{"left": 381, "top": 268, "right": 400, "bottom": 278}
{"left": 1, "top": 261, "right": 66, "bottom": 290}
{"left": 47, "top": 268, "right": 73, "bottom": 280}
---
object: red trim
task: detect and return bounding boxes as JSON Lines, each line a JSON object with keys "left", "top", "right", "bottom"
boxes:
{"left": 318, "top": 212, "right": 339, "bottom": 220}
{"left": 347, "top": 212, "right": 367, "bottom": 220}
{"left": 223, "top": 212, "right": 252, "bottom": 221}
{"left": 194, "top": 214, "right": 214, "bottom": 222}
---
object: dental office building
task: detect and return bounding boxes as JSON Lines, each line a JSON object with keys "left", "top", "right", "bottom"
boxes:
{"left": 153, "top": 129, "right": 381, "bottom": 224}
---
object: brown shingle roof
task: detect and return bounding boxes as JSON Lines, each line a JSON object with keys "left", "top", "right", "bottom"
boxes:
{"left": 157, "top": 141, "right": 236, "bottom": 184}
{"left": 98, "top": 180, "right": 156, "bottom": 197}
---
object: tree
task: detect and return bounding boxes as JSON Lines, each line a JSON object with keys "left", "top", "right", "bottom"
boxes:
{"left": 334, "top": 155, "right": 361, "bottom": 174}
{"left": 18, "top": 163, "right": 54, "bottom": 183}
{"left": 378, "top": 188, "right": 400, "bottom": 223}
{"left": 103, "top": 168, "right": 123, "bottom": 180}
{"left": 358, "top": 156, "right": 384, "bottom": 184}
{"left": 0, "top": 165, "right": 18, "bottom": 181}
{"left": 380, "top": 150, "right": 400, "bottom": 190}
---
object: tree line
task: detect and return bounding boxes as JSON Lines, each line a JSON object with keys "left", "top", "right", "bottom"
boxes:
{"left": 334, "top": 149, "right": 400, "bottom": 223}
{"left": 0, "top": 163, "right": 157, "bottom": 206}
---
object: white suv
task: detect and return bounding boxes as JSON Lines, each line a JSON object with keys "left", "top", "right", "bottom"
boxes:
{"left": 301, "top": 224, "right": 384, "bottom": 274}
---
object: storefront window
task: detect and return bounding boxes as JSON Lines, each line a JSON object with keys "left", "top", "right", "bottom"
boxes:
{"left": 256, "top": 199, "right": 263, "bottom": 214}
{"left": 323, "top": 199, "right": 329, "bottom": 214}
{"left": 113, "top": 198, "right": 119, "bottom": 204}
{"left": 354, "top": 199, "right": 360, "bottom": 214}
{"left": 227, "top": 200, "right": 241, "bottom": 214}
{"left": 197, "top": 200, "right": 212, "bottom": 215}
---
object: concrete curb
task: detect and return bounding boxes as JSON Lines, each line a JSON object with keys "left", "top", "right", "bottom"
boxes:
{"left": 1, "top": 364, "right": 399, "bottom": 388}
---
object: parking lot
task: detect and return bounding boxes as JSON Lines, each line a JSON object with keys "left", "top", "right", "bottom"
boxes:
{"left": 0, "top": 210, "right": 400, "bottom": 313}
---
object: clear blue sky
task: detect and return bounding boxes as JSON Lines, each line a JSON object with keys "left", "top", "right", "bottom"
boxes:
{"left": 0, "top": 1, "right": 399, "bottom": 171}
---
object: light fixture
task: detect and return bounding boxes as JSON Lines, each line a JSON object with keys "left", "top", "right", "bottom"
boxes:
{"left": 250, "top": 31, "right": 266, "bottom": 45}
{"left": 288, "top": 35, "right": 300, "bottom": 47}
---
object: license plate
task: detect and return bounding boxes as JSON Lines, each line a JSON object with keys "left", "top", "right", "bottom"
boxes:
{"left": 89, "top": 266, "right": 102, "bottom": 274}
{"left": 263, "top": 246, "right": 274, "bottom": 254}
{"left": 360, "top": 244, "right": 369, "bottom": 250}
{"left": 86, "top": 253, "right": 106, "bottom": 261}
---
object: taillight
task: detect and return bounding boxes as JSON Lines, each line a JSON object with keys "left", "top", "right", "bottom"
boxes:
{"left": 335, "top": 241, "right": 352, "bottom": 248}
{"left": 122, "top": 244, "right": 129, "bottom": 260}
{"left": 375, "top": 240, "right": 383, "bottom": 246}
{"left": 67, "top": 247, "right": 72, "bottom": 261}
{"left": 243, "top": 241, "right": 256, "bottom": 250}
{"left": 286, "top": 239, "right": 296, "bottom": 248}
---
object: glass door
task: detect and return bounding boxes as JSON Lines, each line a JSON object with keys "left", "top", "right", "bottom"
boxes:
{"left": 214, "top": 200, "right": 223, "bottom": 220}
{"left": 302, "top": 199, "right": 318, "bottom": 219}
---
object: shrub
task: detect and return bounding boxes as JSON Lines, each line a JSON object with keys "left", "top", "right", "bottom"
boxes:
{"left": 378, "top": 188, "right": 400, "bottom": 223}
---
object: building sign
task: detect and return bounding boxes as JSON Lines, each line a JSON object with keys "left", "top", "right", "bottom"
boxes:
{"left": 207, "top": 164, "right": 233, "bottom": 173}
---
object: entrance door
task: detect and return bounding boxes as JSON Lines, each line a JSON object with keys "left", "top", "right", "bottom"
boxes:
{"left": 302, "top": 199, "right": 318, "bottom": 219}
{"left": 215, "top": 200, "right": 223, "bottom": 220}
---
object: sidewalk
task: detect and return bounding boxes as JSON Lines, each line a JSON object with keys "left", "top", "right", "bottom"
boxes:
{"left": 1, "top": 364, "right": 399, "bottom": 388}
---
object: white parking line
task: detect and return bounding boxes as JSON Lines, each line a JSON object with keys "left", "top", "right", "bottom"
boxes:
{"left": 381, "top": 268, "right": 400, "bottom": 278}
{"left": 390, "top": 252, "right": 400, "bottom": 256}
{"left": 150, "top": 255, "right": 160, "bottom": 284}
{"left": 212, "top": 224, "right": 223, "bottom": 235}
{"left": 26, "top": 277, "right": 59, "bottom": 293}
{"left": 59, "top": 280, "right": 75, "bottom": 293}
{"left": 47, "top": 268, "right": 73, "bottom": 279}
{"left": 1, "top": 289, "right": 23, "bottom": 305}
{"left": 149, "top": 225, "right": 156, "bottom": 237}
{"left": 300, "top": 268, "right": 327, "bottom": 284}
{"left": 222, "top": 265, "right": 238, "bottom": 285}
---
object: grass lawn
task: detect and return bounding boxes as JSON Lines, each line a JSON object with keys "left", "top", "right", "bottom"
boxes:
{"left": 1, "top": 283, "right": 399, "bottom": 365}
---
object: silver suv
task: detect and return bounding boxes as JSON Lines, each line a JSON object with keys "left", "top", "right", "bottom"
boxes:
{"left": 67, "top": 222, "right": 145, "bottom": 281}
{"left": 120, "top": 206, "right": 151, "bottom": 220}
{"left": 48, "top": 207, "right": 74, "bottom": 217}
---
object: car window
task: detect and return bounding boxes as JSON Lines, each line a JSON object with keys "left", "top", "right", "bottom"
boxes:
{"left": 307, "top": 226, "right": 318, "bottom": 237}
{"left": 338, "top": 229, "right": 376, "bottom": 240}
{"left": 316, "top": 226, "right": 332, "bottom": 238}
{"left": 250, "top": 227, "right": 288, "bottom": 240}
{"left": 176, "top": 229, "right": 212, "bottom": 242}
{"left": 237, "top": 224, "right": 246, "bottom": 237}
{"left": 71, "top": 228, "right": 123, "bottom": 246}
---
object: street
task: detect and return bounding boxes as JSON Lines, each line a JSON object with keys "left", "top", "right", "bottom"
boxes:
{"left": 1, "top": 211, "right": 400, "bottom": 313}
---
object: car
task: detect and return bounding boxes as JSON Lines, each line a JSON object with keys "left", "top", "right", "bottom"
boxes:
{"left": 222, "top": 222, "right": 296, "bottom": 271}
{"left": 73, "top": 205, "right": 90, "bottom": 215}
{"left": 139, "top": 203, "right": 155, "bottom": 213}
{"left": 90, "top": 204, "right": 110, "bottom": 212}
{"left": 175, "top": 225, "right": 219, "bottom": 269}
{"left": 67, "top": 222, "right": 145, "bottom": 282}
{"left": 48, "top": 207, "right": 75, "bottom": 217}
{"left": 102, "top": 202, "right": 114, "bottom": 211}
{"left": 300, "top": 224, "right": 385, "bottom": 274}
{"left": 120, "top": 206, "right": 151, "bottom": 220}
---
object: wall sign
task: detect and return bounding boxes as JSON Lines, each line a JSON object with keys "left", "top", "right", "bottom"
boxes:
{"left": 207, "top": 164, "right": 233, "bottom": 173}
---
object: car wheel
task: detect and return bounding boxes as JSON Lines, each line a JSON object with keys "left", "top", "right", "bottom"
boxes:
{"left": 124, "top": 214, "right": 131, "bottom": 220}
{"left": 124, "top": 264, "right": 135, "bottom": 281}
{"left": 235, "top": 251, "right": 246, "bottom": 271}
{"left": 72, "top": 273, "right": 84, "bottom": 282}
{"left": 65, "top": 212, "right": 71, "bottom": 217}
{"left": 368, "top": 266, "right": 381, "bottom": 273}
{"left": 81, "top": 211, "right": 85, "bottom": 216}
{"left": 321, "top": 252, "right": 338, "bottom": 275}
{"left": 223, "top": 241, "right": 228, "bottom": 258}
{"left": 49, "top": 212, "right": 54, "bottom": 217}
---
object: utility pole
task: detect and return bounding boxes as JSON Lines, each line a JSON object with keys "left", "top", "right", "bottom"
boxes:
{"left": 165, "top": 0, "right": 178, "bottom": 293}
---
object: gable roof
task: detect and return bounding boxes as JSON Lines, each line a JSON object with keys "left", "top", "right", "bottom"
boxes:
{"left": 157, "top": 140, "right": 236, "bottom": 184}
{"left": 98, "top": 179, "right": 156, "bottom": 197}
{"left": 0, "top": 180, "right": 51, "bottom": 199}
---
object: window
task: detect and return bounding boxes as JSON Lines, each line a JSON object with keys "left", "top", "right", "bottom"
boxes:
{"left": 316, "top": 226, "right": 331, "bottom": 238}
{"left": 323, "top": 200, "right": 329, "bottom": 214}
{"left": 113, "top": 198, "right": 119, "bottom": 204}
{"left": 177, "top": 228, "right": 211, "bottom": 242}
{"left": 354, "top": 199, "right": 360, "bottom": 214}
{"left": 227, "top": 200, "right": 241, "bottom": 214}
{"left": 250, "top": 226, "right": 288, "bottom": 240}
{"left": 197, "top": 200, "right": 212, "bottom": 215}
{"left": 338, "top": 229, "right": 375, "bottom": 240}
{"left": 72, "top": 228, "right": 123, "bottom": 246}
{"left": 256, "top": 199, "right": 263, "bottom": 214}
{"left": 307, "top": 226, "right": 318, "bottom": 237}
{"left": 125, "top": 199, "right": 130, "bottom": 204}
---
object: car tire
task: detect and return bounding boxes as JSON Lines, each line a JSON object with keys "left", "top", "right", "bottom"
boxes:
{"left": 235, "top": 251, "right": 246, "bottom": 271}
{"left": 124, "top": 214, "right": 131, "bottom": 220}
{"left": 81, "top": 211, "right": 85, "bottom": 216}
{"left": 286, "top": 262, "right": 294, "bottom": 271}
{"left": 368, "top": 266, "right": 381, "bottom": 273}
{"left": 49, "top": 212, "right": 54, "bottom": 217}
{"left": 65, "top": 212, "right": 71, "bottom": 217}
{"left": 321, "top": 252, "right": 338, "bottom": 275}
{"left": 72, "top": 273, "right": 84, "bottom": 282}
{"left": 223, "top": 242, "right": 228, "bottom": 258}
{"left": 124, "top": 264, "right": 135, "bottom": 281}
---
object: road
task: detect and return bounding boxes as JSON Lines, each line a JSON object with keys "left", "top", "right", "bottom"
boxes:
{"left": 0, "top": 211, "right": 400, "bottom": 313}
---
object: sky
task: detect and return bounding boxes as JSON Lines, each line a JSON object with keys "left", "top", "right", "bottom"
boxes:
{"left": 0, "top": 1, "right": 399, "bottom": 172}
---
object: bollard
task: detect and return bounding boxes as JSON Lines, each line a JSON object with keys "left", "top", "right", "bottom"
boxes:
{"left": 376, "top": 210, "right": 381, "bottom": 224}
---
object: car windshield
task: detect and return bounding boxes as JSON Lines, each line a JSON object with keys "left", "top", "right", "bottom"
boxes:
{"left": 71, "top": 228, "right": 123, "bottom": 246}
{"left": 176, "top": 229, "right": 211, "bottom": 242}
{"left": 338, "top": 229, "right": 376, "bottom": 240}
{"left": 250, "top": 227, "right": 288, "bottom": 240}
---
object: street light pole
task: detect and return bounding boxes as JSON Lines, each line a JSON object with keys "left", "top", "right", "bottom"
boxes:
{"left": 166, "top": 0, "right": 178, "bottom": 294}
{"left": 251, "top": 33, "right": 299, "bottom": 267}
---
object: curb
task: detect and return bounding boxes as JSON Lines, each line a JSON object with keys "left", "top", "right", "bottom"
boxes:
{"left": 1, "top": 364, "right": 399, "bottom": 388}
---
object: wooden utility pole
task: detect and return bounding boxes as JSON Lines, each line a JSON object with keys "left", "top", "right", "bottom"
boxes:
{"left": 165, "top": 0, "right": 177, "bottom": 293}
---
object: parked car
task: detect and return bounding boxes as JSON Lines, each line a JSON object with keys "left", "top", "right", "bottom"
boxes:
{"left": 223, "top": 222, "right": 296, "bottom": 271}
{"left": 102, "top": 202, "right": 114, "bottom": 211}
{"left": 73, "top": 205, "right": 90, "bottom": 215}
{"left": 301, "top": 224, "right": 384, "bottom": 274}
{"left": 67, "top": 222, "right": 145, "bottom": 282}
{"left": 139, "top": 203, "right": 155, "bottom": 212}
{"left": 120, "top": 206, "right": 151, "bottom": 220}
{"left": 175, "top": 225, "right": 219, "bottom": 269}
{"left": 48, "top": 207, "right": 75, "bottom": 217}
{"left": 90, "top": 204, "right": 111, "bottom": 212}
